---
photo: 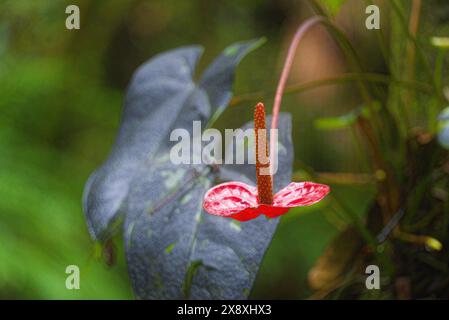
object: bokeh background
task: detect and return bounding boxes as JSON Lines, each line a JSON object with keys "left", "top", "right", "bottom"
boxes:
{"left": 0, "top": 0, "right": 447, "bottom": 299}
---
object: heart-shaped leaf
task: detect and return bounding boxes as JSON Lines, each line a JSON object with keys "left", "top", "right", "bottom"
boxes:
{"left": 83, "top": 40, "right": 264, "bottom": 241}
{"left": 83, "top": 40, "right": 295, "bottom": 299}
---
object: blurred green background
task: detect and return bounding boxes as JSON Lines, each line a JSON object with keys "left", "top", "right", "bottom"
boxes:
{"left": 0, "top": 0, "right": 431, "bottom": 299}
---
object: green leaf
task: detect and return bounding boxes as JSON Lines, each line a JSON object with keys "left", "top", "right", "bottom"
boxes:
{"left": 431, "top": 37, "right": 449, "bottom": 49}
{"left": 314, "top": 101, "right": 381, "bottom": 131}
{"left": 322, "top": 0, "right": 348, "bottom": 16}
{"left": 314, "top": 113, "right": 358, "bottom": 130}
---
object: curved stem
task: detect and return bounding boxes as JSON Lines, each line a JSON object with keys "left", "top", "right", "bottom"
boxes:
{"left": 270, "top": 15, "right": 326, "bottom": 176}
{"left": 268, "top": 16, "right": 400, "bottom": 221}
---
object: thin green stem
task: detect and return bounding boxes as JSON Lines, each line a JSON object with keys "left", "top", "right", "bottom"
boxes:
{"left": 389, "top": 0, "right": 437, "bottom": 92}
{"left": 350, "top": 126, "right": 371, "bottom": 173}
{"left": 403, "top": 0, "right": 422, "bottom": 125}
{"left": 429, "top": 48, "right": 446, "bottom": 131}
{"left": 230, "top": 73, "right": 433, "bottom": 106}
{"left": 295, "top": 160, "right": 377, "bottom": 246}
{"left": 363, "top": 0, "right": 390, "bottom": 71}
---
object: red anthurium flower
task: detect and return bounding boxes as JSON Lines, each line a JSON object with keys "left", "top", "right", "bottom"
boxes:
{"left": 203, "top": 103, "right": 330, "bottom": 221}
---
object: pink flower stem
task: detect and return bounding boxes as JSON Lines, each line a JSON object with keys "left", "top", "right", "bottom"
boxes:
{"left": 270, "top": 16, "right": 325, "bottom": 179}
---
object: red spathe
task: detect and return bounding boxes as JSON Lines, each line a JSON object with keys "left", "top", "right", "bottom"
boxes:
{"left": 203, "top": 181, "right": 330, "bottom": 221}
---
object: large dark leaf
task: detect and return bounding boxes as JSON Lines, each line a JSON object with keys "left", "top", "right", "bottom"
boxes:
{"left": 83, "top": 39, "right": 294, "bottom": 300}
{"left": 83, "top": 40, "right": 263, "bottom": 241}
{"left": 124, "top": 114, "right": 293, "bottom": 299}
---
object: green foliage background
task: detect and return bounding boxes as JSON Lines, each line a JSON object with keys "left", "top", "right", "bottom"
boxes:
{"left": 1, "top": 0, "right": 448, "bottom": 299}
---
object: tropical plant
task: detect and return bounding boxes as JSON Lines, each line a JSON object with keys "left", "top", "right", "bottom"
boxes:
{"left": 83, "top": 0, "right": 449, "bottom": 299}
